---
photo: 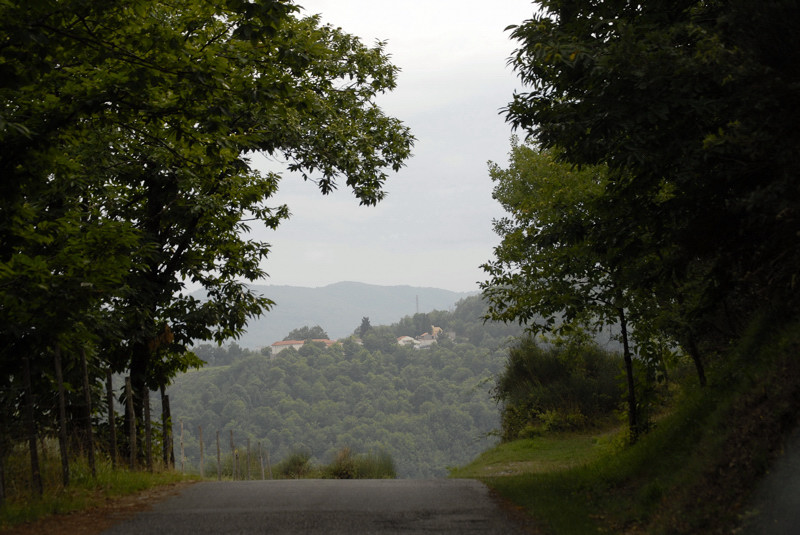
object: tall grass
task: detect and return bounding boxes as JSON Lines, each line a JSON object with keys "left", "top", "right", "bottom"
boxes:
{"left": 0, "top": 439, "right": 189, "bottom": 529}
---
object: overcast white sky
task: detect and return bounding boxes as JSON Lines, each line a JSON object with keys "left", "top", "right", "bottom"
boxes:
{"left": 252, "top": 1, "right": 537, "bottom": 292}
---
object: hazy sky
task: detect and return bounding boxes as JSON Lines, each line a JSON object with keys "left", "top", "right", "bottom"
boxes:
{"left": 252, "top": 1, "right": 537, "bottom": 292}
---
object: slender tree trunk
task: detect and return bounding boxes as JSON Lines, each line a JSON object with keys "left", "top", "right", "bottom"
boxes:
{"left": 22, "top": 354, "right": 43, "bottom": 495}
{"left": 144, "top": 388, "right": 152, "bottom": 471}
{"left": 80, "top": 348, "right": 96, "bottom": 479}
{"left": 161, "top": 387, "right": 171, "bottom": 468}
{"left": 687, "top": 334, "right": 707, "bottom": 387}
{"left": 1, "top": 420, "right": 7, "bottom": 507}
{"left": 53, "top": 344, "right": 70, "bottom": 486}
{"left": 618, "top": 307, "right": 639, "bottom": 444}
{"left": 106, "top": 369, "right": 117, "bottom": 469}
{"left": 125, "top": 376, "right": 137, "bottom": 470}
{"left": 129, "top": 342, "right": 149, "bottom": 424}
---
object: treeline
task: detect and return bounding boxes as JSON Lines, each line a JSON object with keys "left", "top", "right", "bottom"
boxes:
{"left": 0, "top": 0, "right": 413, "bottom": 504}
{"left": 168, "top": 296, "right": 524, "bottom": 478}
{"left": 483, "top": 1, "right": 800, "bottom": 444}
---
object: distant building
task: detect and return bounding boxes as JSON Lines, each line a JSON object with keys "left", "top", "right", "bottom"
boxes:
{"left": 397, "top": 335, "right": 418, "bottom": 347}
{"left": 270, "top": 339, "right": 338, "bottom": 356}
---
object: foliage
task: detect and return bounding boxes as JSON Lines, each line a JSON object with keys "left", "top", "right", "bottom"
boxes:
{"left": 284, "top": 325, "right": 329, "bottom": 341}
{"left": 322, "top": 447, "right": 396, "bottom": 479}
{"left": 0, "top": 0, "right": 413, "bottom": 492}
{"left": 458, "top": 318, "right": 800, "bottom": 534}
{"left": 0, "top": 443, "right": 189, "bottom": 529}
{"left": 504, "top": 0, "right": 800, "bottom": 346}
{"left": 481, "top": 140, "right": 660, "bottom": 440}
{"left": 167, "top": 298, "right": 522, "bottom": 478}
{"left": 493, "top": 337, "right": 622, "bottom": 440}
{"left": 274, "top": 450, "right": 313, "bottom": 479}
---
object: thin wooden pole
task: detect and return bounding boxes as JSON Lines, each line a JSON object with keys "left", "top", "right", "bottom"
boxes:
{"left": 125, "top": 376, "right": 136, "bottom": 470}
{"left": 53, "top": 344, "right": 70, "bottom": 486}
{"left": 216, "top": 431, "right": 221, "bottom": 481}
{"left": 80, "top": 348, "right": 96, "bottom": 479}
{"left": 180, "top": 420, "right": 185, "bottom": 473}
{"left": 198, "top": 426, "right": 204, "bottom": 478}
{"left": 258, "top": 442, "right": 265, "bottom": 480}
{"left": 106, "top": 370, "right": 117, "bottom": 469}
{"left": 246, "top": 438, "right": 251, "bottom": 481}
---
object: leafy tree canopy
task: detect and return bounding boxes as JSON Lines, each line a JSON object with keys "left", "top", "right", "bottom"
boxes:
{"left": 284, "top": 325, "right": 329, "bottom": 341}
{"left": 505, "top": 0, "right": 800, "bottom": 333}
{"left": 0, "top": 0, "right": 413, "bottom": 461}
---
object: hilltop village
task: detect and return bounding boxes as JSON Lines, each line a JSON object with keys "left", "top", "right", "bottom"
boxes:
{"left": 270, "top": 326, "right": 447, "bottom": 355}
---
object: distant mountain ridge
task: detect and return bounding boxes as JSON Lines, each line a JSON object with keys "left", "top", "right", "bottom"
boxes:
{"left": 229, "top": 281, "right": 476, "bottom": 349}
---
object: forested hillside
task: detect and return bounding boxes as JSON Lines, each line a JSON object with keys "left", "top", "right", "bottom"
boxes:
{"left": 167, "top": 296, "right": 524, "bottom": 477}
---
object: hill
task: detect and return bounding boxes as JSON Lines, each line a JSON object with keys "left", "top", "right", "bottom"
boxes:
{"left": 225, "top": 282, "right": 475, "bottom": 349}
{"left": 167, "top": 295, "right": 524, "bottom": 478}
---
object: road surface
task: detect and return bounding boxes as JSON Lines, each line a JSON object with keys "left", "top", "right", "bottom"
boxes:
{"left": 100, "top": 479, "right": 534, "bottom": 534}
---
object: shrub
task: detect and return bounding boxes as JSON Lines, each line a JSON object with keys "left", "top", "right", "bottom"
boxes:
{"left": 323, "top": 447, "right": 396, "bottom": 479}
{"left": 274, "top": 450, "right": 312, "bottom": 479}
{"left": 326, "top": 447, "right": 357, "bottom": 479}
{"left": 494, "top": 337, "right": 622, "bottom": 440}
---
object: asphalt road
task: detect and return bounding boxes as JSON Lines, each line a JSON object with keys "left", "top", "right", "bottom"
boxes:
{"left": 100, "top": 479, "right": 533, "bottom": 534}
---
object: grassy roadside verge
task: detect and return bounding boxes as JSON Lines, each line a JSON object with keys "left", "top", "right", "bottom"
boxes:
{"left": 451, "top": 320, "right": 800, "bottom": 534}
{"left": 0, "top": 459, "right": 194, "bottom": 530}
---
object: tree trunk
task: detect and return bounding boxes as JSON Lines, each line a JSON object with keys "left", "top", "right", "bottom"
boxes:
{"left": 129, "top": 342, "right": 149, "bottom": 423}
{"left": 161, "top": 386, "right": 172, "bottom": 468}
{"left": 618, "top": 307, "right": 639, "bottom": 444}
{"left": 53, "top": 344, "right": 70, "bottom": 486}
{"left": 106, "top": 369, "right": 117, "bottom": 468}
{"left": 1, "top": 423, "right": 7, "bottom": 508}
{"left": 687, "top": 334, "right": 707, "bottom": 387}
{"left": 22, "top": 354, "right": 43, "bottom": 495}
{"left": 125, "top": 376, "right": 137, "bottom": 470}
{"left": 80, "top": 348, "right": 96, "bottom": 479}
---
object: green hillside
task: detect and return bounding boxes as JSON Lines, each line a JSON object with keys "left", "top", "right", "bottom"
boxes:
{"left": 167, "top": 296, "right": 523, "bottom": 477}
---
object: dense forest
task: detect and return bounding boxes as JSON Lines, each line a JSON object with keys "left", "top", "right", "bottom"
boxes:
{"left": 168, "top": 296, "right": 525, "bottom": 478}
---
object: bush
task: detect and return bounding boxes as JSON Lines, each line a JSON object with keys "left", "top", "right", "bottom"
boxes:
{"left": 494, "top": 337, "right": 622, "bottom": 440}
{"left": 323, "top": 447, "right": 396, "bottom": 479}
{"left": 326, "top": 447, "right": 357, "bottom": 479}
{"left": 274, "top": 450, "right": 312, "bottom": 479}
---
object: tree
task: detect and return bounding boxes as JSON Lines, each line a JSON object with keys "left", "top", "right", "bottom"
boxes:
{"left": 505, "top": 0, "right": 800, "bottom": 346}
{"left": 1, "top": 0, "right": 412, "bottom": 476}
{"left": 481, "top": 139, "right": 655, "bottom": 441}
{"left": 285, "top": 326, "right": 330, "bottom": 341}
{"left": 358, "top": 317, "right": 372, "bottom": 339}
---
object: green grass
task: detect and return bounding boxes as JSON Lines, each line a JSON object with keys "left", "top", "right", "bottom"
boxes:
{"left": 0, "top": 451, "right": 192, "bottom": 529}
{"left": 450, "top": 428, "right": 618, "bottom": 479}
{"left": 451, "top": 318, "right": 800, "bottom": 534}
